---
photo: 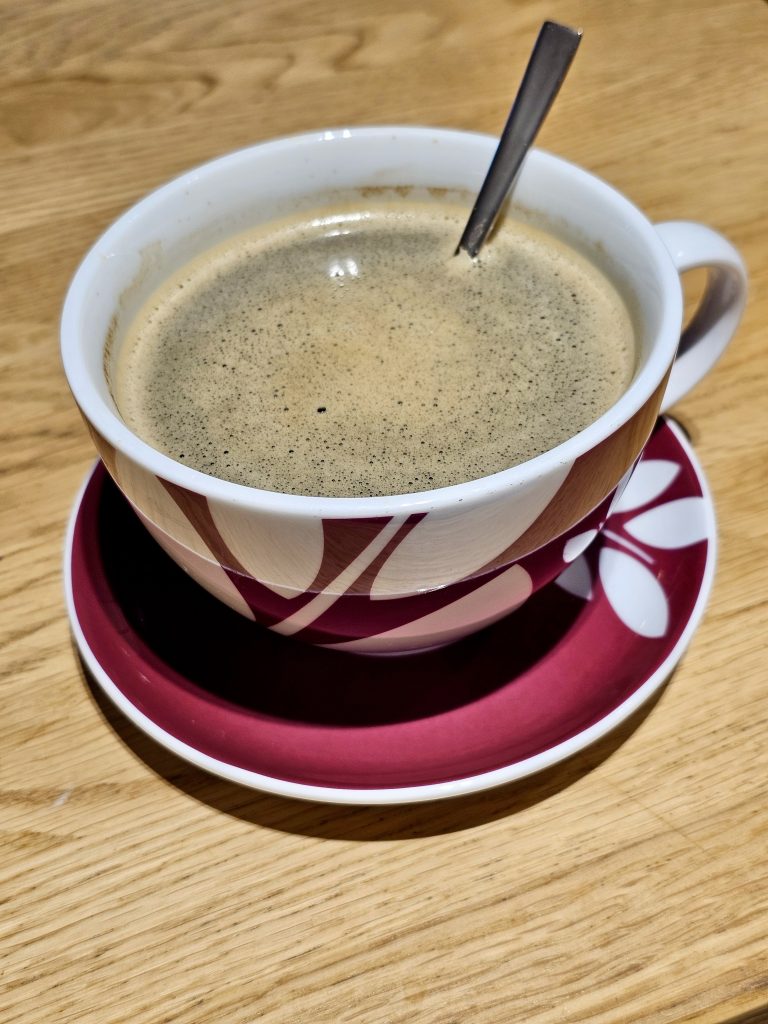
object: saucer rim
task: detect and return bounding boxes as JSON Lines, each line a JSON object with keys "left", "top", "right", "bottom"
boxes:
{"left": 63, "top": 419, "right": 717, "bottom": 806}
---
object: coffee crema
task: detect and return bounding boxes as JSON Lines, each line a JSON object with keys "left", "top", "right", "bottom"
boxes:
{"left": 114, "top": 200, "right": 636, "bottom": 496}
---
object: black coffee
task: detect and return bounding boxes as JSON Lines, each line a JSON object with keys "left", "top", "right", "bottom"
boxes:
{"left": 114, "top": 200, "right": 636, "bottom": 496}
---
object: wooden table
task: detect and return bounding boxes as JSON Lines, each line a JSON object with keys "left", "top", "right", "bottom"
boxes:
{"left": 2, "top": 1, "right": 766, "bottom": 1021}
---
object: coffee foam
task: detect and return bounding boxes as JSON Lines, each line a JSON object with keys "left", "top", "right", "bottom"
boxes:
{"left": 114, "top": 200, "right": 635, "bottom": 496}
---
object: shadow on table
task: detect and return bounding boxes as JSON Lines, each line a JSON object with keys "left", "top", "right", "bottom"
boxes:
{"left": 78, "top": 652, "right": 670, "bottom": 841}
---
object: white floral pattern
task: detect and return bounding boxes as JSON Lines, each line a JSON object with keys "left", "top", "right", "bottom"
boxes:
{"left": 555, "top": 459, "right": 708, "bottom": 638}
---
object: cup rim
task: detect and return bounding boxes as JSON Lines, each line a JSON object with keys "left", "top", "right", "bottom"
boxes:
{"left": 61, "top": 125, "right": 683, "bottom": 516}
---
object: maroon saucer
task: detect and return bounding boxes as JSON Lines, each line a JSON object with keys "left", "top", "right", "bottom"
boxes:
{"left": 65, "top": 418, "right": 715, "bottom": 804}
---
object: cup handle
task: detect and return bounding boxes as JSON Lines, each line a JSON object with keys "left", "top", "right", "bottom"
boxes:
{"left": 654, "top": 221, "right": 747, "bottom": 413}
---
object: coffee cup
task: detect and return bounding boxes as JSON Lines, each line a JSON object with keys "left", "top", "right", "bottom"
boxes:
{"left": 61, "top": 126, "right": 746, "bottom": 653}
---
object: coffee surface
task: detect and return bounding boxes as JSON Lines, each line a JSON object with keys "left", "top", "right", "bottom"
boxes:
{"left": 114, "top": 201, "right": 636, "bottom": 496}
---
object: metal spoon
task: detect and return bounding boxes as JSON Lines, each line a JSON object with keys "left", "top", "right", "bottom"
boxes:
{"left": 457, "top": 21, "right": 582, "bottom": 259}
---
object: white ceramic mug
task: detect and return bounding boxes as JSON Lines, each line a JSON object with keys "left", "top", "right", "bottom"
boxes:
{"left": 61, "top": 127, "right": 747, "bottom": 653}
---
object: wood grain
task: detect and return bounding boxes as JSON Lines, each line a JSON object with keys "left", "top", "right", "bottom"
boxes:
{"left": 1, "top": 1, "right": 767, "bottom": 1021}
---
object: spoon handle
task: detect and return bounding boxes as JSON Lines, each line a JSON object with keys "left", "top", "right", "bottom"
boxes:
{"left": 457, "top": 21, "right": 582, "bottom": 259}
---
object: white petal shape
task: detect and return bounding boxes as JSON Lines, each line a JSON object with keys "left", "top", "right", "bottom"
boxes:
{"left": 370, "top": 463, "right": 571, "bottom": 597}
{"left": 599, "top": 548, "right": 668, "bottom": 638}
{"left": 270, "top": 516, "right": 408, "bottom": 635}
{"left": 624, "top": 497, "right": 709, "bottom": 550}
{"left": 611, "top": 460, "right": 680, "bottom": 513}
{"left": 607, "top": 464, "right": 635, "bottom": 516}
{"left": 210, "top": 503, "right": 325, "bottom": 598}
{"left": 563, "top": 529, "right": 598, "bottom": 563}
{"left": 136, "top": 510, "right": 255, "bottom": 620}
{"left": 114, "top": 451, "right": 213, "bottom": 559}
{"left": 327, "top": 564, "right": 532, "bottom": 654}
{"left": 555, "top": 557, "right": 593, "bottom": 600}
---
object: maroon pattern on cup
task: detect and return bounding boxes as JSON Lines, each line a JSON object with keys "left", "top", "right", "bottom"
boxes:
{"left": 84, "top": 378, "right": 667, "bottom": 652}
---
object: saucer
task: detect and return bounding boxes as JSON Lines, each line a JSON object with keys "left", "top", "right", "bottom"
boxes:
{"left": 65, "top": 418, "right": 716, "bottom": 805}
